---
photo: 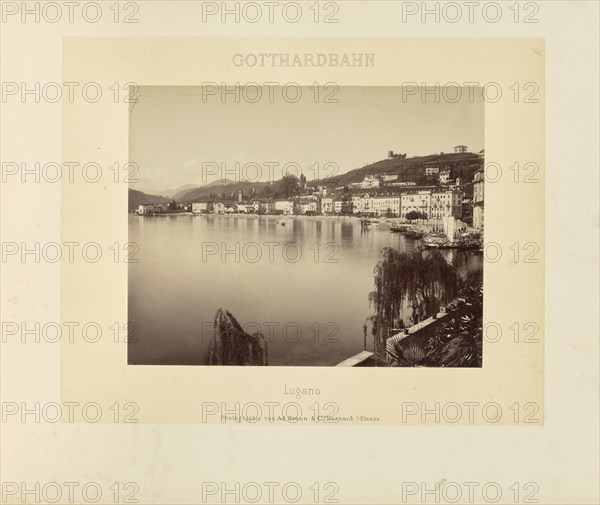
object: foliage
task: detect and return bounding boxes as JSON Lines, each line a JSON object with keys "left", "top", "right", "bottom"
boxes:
{"left": 368, "top": 248, "right": 459, "bottom": 356}
{"left": 391, "top": 278, "right": 483, "bottom": 368}
{"left": 206, "top": 309, "right": 268, "bottom": 366}
{"left": 421, "top": 283, "right": 483, "bottom": 367}
{"left": 405, "top": 210, "right": 427, "bottom": 220}
{"left": 401, "top": 345, "right": 425, "bottom": 366}
{"left": 279, "top": 174, "right": 300, "bottom": 198}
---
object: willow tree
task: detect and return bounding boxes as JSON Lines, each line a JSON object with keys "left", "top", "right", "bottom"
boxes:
{"left": 368, "top": 248, "right": 459, "bottom": 356}
{"left": 207, "top": 308, "right": 268, "bottom": 366}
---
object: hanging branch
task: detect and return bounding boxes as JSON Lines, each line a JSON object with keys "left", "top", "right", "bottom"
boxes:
{"left": 206, "top": 308, "right": 268, "bottom": 366}
{"left": 368, "top": 248, "right": 459, "bottom": 356}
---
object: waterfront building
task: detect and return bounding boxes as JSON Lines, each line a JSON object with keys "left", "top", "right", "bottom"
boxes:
{"left": 351, "top": 195, "right": 363, "bottom": 214}
{"left": 473, "top": 169, "right": 484, "bottom": 230}
{"left": 400, "top": 191, "right": 431, "bottom": 218}
{"left": 299, "top": 199, "right": 320, "bottom": 214}
{"left": 370, "top": 195, "right": 400, "bottom": 216}
{"left": 235, "top": 203, "right": 254, "bottom": 213}
{"left": 430, "top": 190, "right": 463, "bottom": 219}
{"left": 137, "top": 203, "right": 164, "bottom": 215}
{"left": 260, "top": 201, "right": 275, "bottom": 213}
{"left": 275, "top": 199, "right": 294, "bottom": 215}
{"left": 321, "top": 197, "right": 335, "bottom": 215}
{"left": 192, "top": 202, "right": 208, "bottom": 214}
{"left": 213, "top": 202, "right": 226, "bottom": 214}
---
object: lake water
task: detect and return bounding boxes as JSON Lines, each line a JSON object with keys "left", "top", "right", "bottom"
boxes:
{"left": 128, "top": 214, "right": 482, "bottom": 366}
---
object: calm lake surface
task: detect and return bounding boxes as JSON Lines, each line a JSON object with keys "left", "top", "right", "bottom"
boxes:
{"left": 128, "top": 214, "right": 482, "bottom": 366}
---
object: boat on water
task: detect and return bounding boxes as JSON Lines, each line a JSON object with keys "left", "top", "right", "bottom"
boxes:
{"left": 403, "top": 230, "right": 425, "bottom": 239}
{"left": 421, "top": 234, "right": 483, "bottom": 250}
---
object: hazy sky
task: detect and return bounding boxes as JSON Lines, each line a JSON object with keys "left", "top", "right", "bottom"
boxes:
{"left": 130, "top": 86, "right": 484, "bottom": 193}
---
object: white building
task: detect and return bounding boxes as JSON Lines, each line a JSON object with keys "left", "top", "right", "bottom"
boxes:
{"left": 370, "top": 195, "right": 400, "bottom": 216}
{"left": 192, "top": 202, "right": 208, "bottom": 214}
{"left": 400, "top": 191, "right": 431, "bottom": 218}
{"left": 351, "top": 195, "right": 364, "bottom": 214}
{"left": 360, "top": 175, "right": 382, "bottom": 189}
{"left": 425, "top": 167, "right": 439, "bottom": 176}
{"left": 259, "top": 201, "right": 275, "bottom": 214}
{"left": 299, "top": 200, "right": 319, "bottom": 214}
{"left": 137, "top": 204, "right": 164, "bottom": 215}
{"left": 387, "top": 181, "right": 417, "bottom": 187}
{"left": 473, "top": 169, "right": 484, "bottom": 230}
{"left": 235, "top": 203, "right": 254, "bottom": 213}
{"left": 439, "top": 170, "right": 452, "bottom": 184}
{"left": 321, "top": 197, "right": 335, "bottom": 214}
{"left": 430, "top": 190, "right": 463, "bottom": 219}
{"left": 275, "top": 200, "right": 294, "bottom": 215}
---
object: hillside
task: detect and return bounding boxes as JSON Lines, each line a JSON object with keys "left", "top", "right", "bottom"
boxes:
{"left": 162, "top": 184, "right": 201, "bottom": 199}
{"left": 175, "top": 179, "right": 237, "bottom": 201}
{"left": 170, "top": 152, "right": 484, "bottom": 203}
{"left": 328, "top": 152, "right": 483, "bottom": 187}
{"left": 178, "top": 180, "right": 267, "bottom": 203}
{"left": 128, "top": 189, "right": 170, "bottom": 211}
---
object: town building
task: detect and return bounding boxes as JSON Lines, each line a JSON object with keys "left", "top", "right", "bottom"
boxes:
{"left": 472, "top": 169, "right": 484, "bottom": 230}
{"left": 213, "top": 202, "right": 226, "bottom": 214}
{"left": 430, "top": 190, "right": 463, "bottom": 219}
{"left": 259, "top": 201, "right": 275, "bottom": 214}
{"left": 439, "top": 169, "right": 452, "bottom": 184}
{"left": 360, "top": 175, "right": 382, "bottom": 189}
{"left": 454, "top": 145, "right": 468, "bottom": 153}
{"left": 351, "top": 195, "right": 364, "bottom": 214}
{"left": 235, "top": 203, "right": 254, "bottom": 213}
{"left": 192, "top": 202, "right": 208, "bottom": 214}
{"left": 387, "top": 181, "right": 417, "bottom": 187}
{"left": 381, "top": 174, "right": 398, "bottom": 182}
{"left": 400, "top": 191, "right": 431, "bottom": 218}
{"left": 370, "top": 195, "right": 400, "bottom": 216}
{"left": 321, "top": 197, "right": 335, "bottom": 215}
{"left": 137, "top": 203, "right": 164, "bottom": 215}
{"left": 298, "top": 198, "right": 321, "bottom": 214}
{"left": 425, "top": 166, "right": 439, "bottom": 176}
{"left": 275, "top": 200, "right": 294, "bottom": 215}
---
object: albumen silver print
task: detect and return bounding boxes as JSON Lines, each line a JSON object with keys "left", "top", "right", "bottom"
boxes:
{"left": 128, "top": 86, "right": 485, "bottom": 367}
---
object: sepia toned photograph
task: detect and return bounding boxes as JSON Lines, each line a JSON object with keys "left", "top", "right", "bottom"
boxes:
{"left": 128, "top": 86, "right": 485, "bottom": 367}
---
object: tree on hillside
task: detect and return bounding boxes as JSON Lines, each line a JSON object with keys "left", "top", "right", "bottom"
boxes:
{"left": 281, "top": 174, "right": 300, "bottom": 198}
{"left": 260, "top": 185, "right": 274, "bottom": 199}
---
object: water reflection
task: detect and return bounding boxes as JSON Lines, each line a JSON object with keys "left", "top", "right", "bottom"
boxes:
{"left": 128, "top": 215, "right": 481, "bottom": 366}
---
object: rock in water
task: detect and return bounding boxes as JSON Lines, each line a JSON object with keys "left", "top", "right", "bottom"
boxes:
{"left": 207, "top": 308, "right": 268, "bottom": 366}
